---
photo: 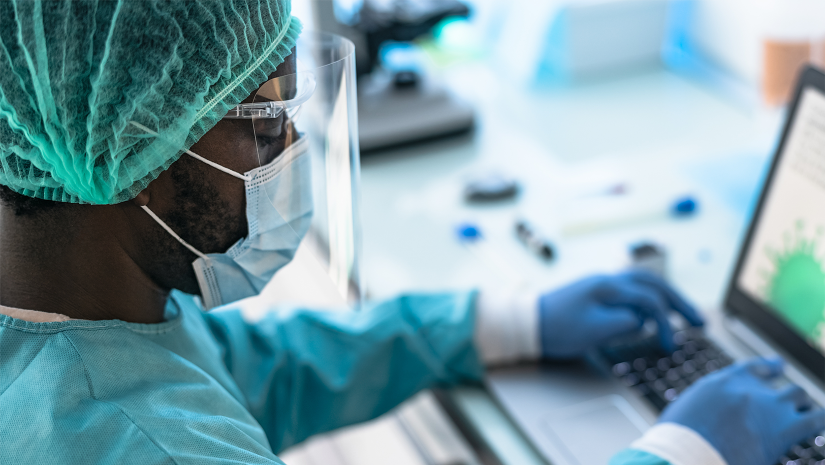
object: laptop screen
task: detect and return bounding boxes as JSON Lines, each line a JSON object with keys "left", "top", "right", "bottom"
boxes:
{"left": 738, "top": 86, "right": 825, "bottom": 351}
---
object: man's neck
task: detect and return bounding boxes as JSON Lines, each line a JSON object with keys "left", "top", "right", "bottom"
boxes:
{"left": 0, "top": 206, "right": 170, "bottom": 324}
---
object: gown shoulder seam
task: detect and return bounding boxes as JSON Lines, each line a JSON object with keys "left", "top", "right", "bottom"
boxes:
{"left": 59, "top": 332, "right": 97, "bottom": 399}
{"left": 92, "top": 397, "right": 181, "bottom": 464}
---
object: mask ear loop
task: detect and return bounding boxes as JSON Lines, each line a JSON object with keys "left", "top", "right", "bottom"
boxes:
{"left": 141, "top": 205, "right": 209, "bottom": 261}
{"left": 184, "top": 150, "right": 252, "bottom": 182}
{"left": 129, "top": 121, "right": 252, "bottom": 182}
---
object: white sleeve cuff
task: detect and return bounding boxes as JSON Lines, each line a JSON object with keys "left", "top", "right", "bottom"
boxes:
{"left": 630, "top": 423, "right": 727, "bottom": 465}
{"left": 473, "top": 286, "right": 541, "bottom": 366}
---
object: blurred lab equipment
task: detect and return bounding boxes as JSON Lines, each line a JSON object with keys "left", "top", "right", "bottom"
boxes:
{"left": 629, "top": 242, "right": 667, "bottom": 278}
{"left": 537, "top": 0, "right": 671, "bottom": 81}
{"left": 665, "top": 0, "right": 825, "bottom": 106}
{"left": 464, "top": 173, "right": 520, "bottom": 203}
{"left": 581, "top": 182, "right": 629, "bottom": 198}
{"left": 280, "top": 391, "right": 482, "bottom": 465}
{"left": 761, "top": 0, "right": 825, "bottom": 106}
{"left": 515, "top": 220, "right": 555, "bottom": 261}
{"left": 313, "top": 0, "right": 475, "bottom": 151}
{"left": 563, "top": 195, "right": 698, "bottom": 236}
{"left": 456, "top": 222, "right": 483, "bottom": 243}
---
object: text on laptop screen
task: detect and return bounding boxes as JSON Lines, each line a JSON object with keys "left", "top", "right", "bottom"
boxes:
{"left": 739, "top": 87, "right": 825, "bottom": 351}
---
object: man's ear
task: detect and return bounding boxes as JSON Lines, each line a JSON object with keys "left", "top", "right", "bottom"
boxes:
{"left": 132, "top": 169, "right": 170, "bottom": 209}
{"left": 133, "top": 190, "right": 150, "bottom": 207}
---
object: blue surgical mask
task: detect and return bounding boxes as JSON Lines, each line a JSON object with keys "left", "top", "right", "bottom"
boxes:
{"left": 143, "top": 136, "right": 313, "bottom": 309}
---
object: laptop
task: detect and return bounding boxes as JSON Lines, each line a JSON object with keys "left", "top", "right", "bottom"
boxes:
{"left": 486, "top": 65, "right": 825, "bottom": 465}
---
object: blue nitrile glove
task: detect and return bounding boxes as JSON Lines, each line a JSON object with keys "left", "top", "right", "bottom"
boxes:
{"left": 660, "top": 358, "right": 825, "bottom": 465}
{"left": 539, "top": 270, "right": 703, "bottom": 359}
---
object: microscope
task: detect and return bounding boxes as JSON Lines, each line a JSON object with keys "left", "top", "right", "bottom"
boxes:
{"left": 313, "top": 0, "right": 476, "bottom": 152}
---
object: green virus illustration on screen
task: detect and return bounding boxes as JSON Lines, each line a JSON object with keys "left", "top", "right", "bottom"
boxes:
{"left": 760, "top": 220, "right": 825, "bottom": 345}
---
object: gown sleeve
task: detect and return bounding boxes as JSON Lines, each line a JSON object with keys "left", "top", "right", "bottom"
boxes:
{"left": 610, "top": 449, "right": 672, "bottom": 465}
{"left": 202, "top": 291, "right": 484, "bottom": 452}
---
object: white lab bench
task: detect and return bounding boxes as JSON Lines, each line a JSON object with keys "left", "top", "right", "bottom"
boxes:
{"left": 281, "top": 60, "right": 785, "bottom": 465}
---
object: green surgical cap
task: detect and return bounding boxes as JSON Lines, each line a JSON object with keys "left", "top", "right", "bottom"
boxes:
{"left": 0, "top": 0, "right": 301, "bottom": 204}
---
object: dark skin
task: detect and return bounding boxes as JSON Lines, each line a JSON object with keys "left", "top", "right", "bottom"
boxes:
{"left": 0, "top": 49, "right": 298, "bottom": 324}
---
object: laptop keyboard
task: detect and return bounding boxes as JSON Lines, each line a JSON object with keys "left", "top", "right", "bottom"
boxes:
{"left": 601, "top": 328, "right": 734, "bottom": 410}
{"left": 600, "top": 328, "right": 825, "bottom": 465}
{"left": 779, "top": 438, "right": 825, "bottom": 465}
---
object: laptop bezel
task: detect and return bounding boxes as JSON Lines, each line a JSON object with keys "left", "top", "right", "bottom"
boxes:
{"left": 724, "top": 65, "right": 825, "bottom": 381}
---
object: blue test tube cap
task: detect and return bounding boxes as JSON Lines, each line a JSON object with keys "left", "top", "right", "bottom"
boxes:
{"left": 671, "top": 196, "right": 698, "bottom": 217}
{"left": 456, "top": 222, "right": 483, "bottom": 243}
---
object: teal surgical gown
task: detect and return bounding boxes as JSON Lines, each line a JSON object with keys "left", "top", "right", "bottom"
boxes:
{"left": 0, "top": 290, "right": 671, "bottom": 464}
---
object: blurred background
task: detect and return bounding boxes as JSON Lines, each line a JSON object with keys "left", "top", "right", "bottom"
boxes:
{"left": 275, "top": 1, "right": 825, "bottom": 463}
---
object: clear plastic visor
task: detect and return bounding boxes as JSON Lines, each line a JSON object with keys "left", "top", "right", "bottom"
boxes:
{"left": 244, "top": 32, "right": 361, "bottom": 310}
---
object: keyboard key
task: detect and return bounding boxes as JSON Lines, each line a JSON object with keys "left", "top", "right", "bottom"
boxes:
{"left": 623, "top": 373, "right": 641, "bottom": 387}
{"left": 613, "top": 362, "right": 631, "bottom": 376}
{"left": 683, "top": 341, "right": 698, "bottom": 355}
{"left": 672, "top": 379, "right": 689, "bottom": 392}
{"left": 682, "top": 360, "right": 697, "bottom": 374}
{"left": 634, "top": 383, "right": 651, "bottom": 396}
{"left": 653, "top": 379, "right": 668, "bottom": 392}
{"left": 693, "top": 337, "right": 710, "bottom": 350}
{"left": 641, "top": 383, "right": 668, "bottom": 410}
{"left": 792, "top": 445, "right": 812, "bottom": 458}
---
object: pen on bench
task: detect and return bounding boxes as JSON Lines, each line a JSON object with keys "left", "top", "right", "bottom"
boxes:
{"left": 515, "top": 219, "right": 555, "bottom": 261}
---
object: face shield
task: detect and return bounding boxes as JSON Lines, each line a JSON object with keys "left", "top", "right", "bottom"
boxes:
{"left": 236, "top": 32, "right": 362, "bottom": 311}
{"left": 135, "top": 32, "right": 361, "bottom": 311}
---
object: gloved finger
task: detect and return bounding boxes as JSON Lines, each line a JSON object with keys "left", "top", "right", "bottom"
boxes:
{"left": 606, "top": 283, "right": 675, "bottom": 352}
{"left": 589, "top": 306, "right": 645, "bottom": 343}
{"left": 786, "top": 407, "right": 825, "bottom": 445}
{"left": 623, "top": 270, "right": 705, "bottom": 327}
{"left": 738, "top": 357, "right": 785, "bottom": 380}
{"left": 778, "top": 384, "right": 815, "bottom": 411}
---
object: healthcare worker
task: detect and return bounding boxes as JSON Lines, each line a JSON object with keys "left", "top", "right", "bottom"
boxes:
{"left": 0, "top": 2, "right": 820, "bottom": 465}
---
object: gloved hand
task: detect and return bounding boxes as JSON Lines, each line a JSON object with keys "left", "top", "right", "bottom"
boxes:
{"left": 660, "top": 358, "right": 825, "bottom": 465}
{"left": 539, "top": 270, "right": 703, "bottom": 358}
